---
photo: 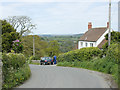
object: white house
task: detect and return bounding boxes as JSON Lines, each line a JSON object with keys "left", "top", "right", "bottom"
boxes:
{"left": 78, "top": 22, "right": 111, "bottom": 49}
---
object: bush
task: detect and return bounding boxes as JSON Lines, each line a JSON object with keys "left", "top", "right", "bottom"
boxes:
{"left": 2, "top": 53, "right": 31, "bottom": 89}
{"left": 107, "top": 43, "right": 120, "bottom": 64}
{"left": 2, "top": 53, "right": 26, "bottom": 70}
{"left": 0, "top": 52, "right": 2, "bottom": 59}
{"left": 29, "top": 55, "right": 40, "bottom": 60}
{"left": 58, "top": 47, "right": 102, "bottom": 62}
{"left": 12, "top": 40, "right": 23, "bottom": 53}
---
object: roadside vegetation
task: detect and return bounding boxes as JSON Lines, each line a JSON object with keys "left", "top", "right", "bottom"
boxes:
{"left": 1, "top": 18, "right": 32, "bottom": 89}
{"left": 2, "top": 53, "right": 31, "bottom": 89}
{"left": 0, "top": 52, "right": 2, "bottom": 59}
{"left": 57, "top": 31, "right": 120, "bottom": 88}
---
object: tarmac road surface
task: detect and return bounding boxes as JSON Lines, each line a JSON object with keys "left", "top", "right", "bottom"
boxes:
{"left": 18, "top": 64, "right": 110, "bottom": 88}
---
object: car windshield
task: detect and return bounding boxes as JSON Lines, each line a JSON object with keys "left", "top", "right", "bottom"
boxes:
{"left": 41, "top": 57, "right": 52, "bottom": 60}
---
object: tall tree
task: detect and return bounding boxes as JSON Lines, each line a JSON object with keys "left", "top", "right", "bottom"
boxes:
{"left": 22, "top": 35, "right": 48, "bottom": 57}
{"left": 1, "top": 20, "right": 20, "bottom": 52}
{"left": 59, "top": 40, "right": 74, "bottom": 53}
{"left": 46, "top": 40, "right": 60, "bottom": 57}
{"left": 6, "top": 16, "right": 36, "bottom": 36}
{"left": 105, "top": 31, "right": 120, "bottom": 42}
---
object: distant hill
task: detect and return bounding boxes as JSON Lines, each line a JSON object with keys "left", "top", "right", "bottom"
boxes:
{"left": 38, "top": 33, "right": 83, "bottom": 37}
{"left": 37, "top": 33, "right": 84, "bottom": 43}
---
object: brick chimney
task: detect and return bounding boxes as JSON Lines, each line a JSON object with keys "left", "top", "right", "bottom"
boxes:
{"left": 88, "top": 22, "right": 92, "bottom": 30}
{"left": 107, "top": 22, "right": 109, "bottom": 28}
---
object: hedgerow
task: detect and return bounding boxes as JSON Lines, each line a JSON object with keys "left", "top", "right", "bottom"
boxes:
{"left": 57, "top": 43, "right": 120, "bottom": 87}
{"left": 58, "top": 47, "right": 102, "bottom": 62}
{"left": 2, "top": 53, "right": 31, "bottom": 89}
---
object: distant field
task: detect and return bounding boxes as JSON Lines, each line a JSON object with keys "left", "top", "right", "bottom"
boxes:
{"left": 39, "top": 34, "right": 83, "bottom": 53}
{"left": 40, "top": 34, "right": 83, "bottom": 42}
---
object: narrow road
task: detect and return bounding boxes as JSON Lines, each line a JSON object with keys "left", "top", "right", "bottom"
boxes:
{"left": 18, "top": 64, "right": 110, "bottom": 88}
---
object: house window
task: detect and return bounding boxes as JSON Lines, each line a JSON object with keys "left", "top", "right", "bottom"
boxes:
{"left": 81, "top": 42, "right": 83, "bottom": 47}
{"left": 90, "top": 43, "right": 93, "bottom": 47}
{"left": 85, "top": 43, "right": 87, "bottom": 47}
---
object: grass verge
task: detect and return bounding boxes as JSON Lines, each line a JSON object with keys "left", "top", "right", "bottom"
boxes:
{"left": 2, "top": 63, "right": 31, "bottom": 90}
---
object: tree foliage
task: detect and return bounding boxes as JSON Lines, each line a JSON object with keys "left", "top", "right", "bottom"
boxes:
{"left": 22, "top": 35, "right": 48, "bottom": 58}
{"left": 46, "top": 40, "right": 60, "bottom": 57}
{"left": 105, "top": 31, "right": 120, "bottom": 42}
{"left": 59, "top": 40, "right": 74, "bottom": 53}
{"left": 102, "top": 31, "right": 120, "bottom": 55}
{"left": 6, "top": 16, "right": 36, "bottom": 36}
{"left": 1, "top": 20, "right": 20, "bottom": 52}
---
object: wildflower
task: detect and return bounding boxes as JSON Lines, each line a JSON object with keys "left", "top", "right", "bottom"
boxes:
{"left": 16, "top": 40, "right": 19, "bottom": 42}
{"left": 13, "top": 39, "right": 20, "bottom": 43}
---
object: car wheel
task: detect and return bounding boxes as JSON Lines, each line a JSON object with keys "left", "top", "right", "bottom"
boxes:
{"left": 51, "top": 62, "right": 53, "bottom": 65}
{"left": 40, "top": 63, "right": 42, "bottom": 65}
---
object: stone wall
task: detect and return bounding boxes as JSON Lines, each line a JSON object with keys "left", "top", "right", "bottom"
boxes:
{"left": 0, "top": 60, "right": 2, "bottom": 90}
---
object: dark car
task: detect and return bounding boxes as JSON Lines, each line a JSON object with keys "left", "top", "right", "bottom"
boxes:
{"left": 40, "top": 57, "right": 53, "bottom": 65}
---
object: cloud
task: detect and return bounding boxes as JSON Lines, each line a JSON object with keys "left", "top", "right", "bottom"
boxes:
{"left": 0, "top": 1, "right": 118, "bottom": 34}
{"left": 0, "top": 0, "right": 119, "bottom": 2}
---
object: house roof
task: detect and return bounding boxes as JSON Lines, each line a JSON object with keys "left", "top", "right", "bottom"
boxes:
{"left": 79, "top": 27, "right": 107, "bottom": 42}
{"left": 98, "top": 39, "right": 107, "bottom": 49}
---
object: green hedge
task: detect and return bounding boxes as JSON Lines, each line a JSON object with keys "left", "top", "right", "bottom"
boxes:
{"left": 0, "top": 52, "right": 2, "bottom": 59}
{"left": 57, "top": 43, "right": 119, "bottom": 87}
{"left": 2, "top": 53, "right": 31, "bottom": 89}
{"left": 2, "top": 53, "right": 26, "bottom": 70}
{"left": 58, "top": 47, "right": 102, "bottom": 62}
{"left": 107, "top": 43, "right": 120, "bottom": 64}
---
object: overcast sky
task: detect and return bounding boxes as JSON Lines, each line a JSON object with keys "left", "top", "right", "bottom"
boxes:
{"left": 0, "top": 0, "right": 119, "bottom": 35}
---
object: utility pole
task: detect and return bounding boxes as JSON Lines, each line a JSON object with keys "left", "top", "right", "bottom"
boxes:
{"left": 33, "top": 35, "right": 35, "bottom": 56}
{"left": 108, "top": 0, "right": 111, "bottom": 46}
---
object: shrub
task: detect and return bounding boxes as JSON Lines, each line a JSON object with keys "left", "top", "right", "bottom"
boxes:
{"left": 2, "top": 53, "right": 26, "bottom": 70}
{"left": 2, "top": 63, "right": 31, "bottom": 89}
{"left": 29, "top": 55, "right": 40, "bottom": 60}
{"left": 107, "top": 43, "right": 120, "bottom": 64}
{"left": 12, "top": 39, "right": 23, "bottom": 53}
{"left": 58, "top": 47, "right": 102, "bottom": 62}
{"left": 2, "top": 53, "right": 31, "bottom": 89}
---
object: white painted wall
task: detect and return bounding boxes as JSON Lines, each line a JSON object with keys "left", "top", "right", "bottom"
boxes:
{"left": 96, "top": 28, "right": 109, "bottom": 46}
{"left": 78, "top": 41, "right": 96, "bottom": 49}
{"left": 78, "top": 28, "right": 112, "bottom": 49}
